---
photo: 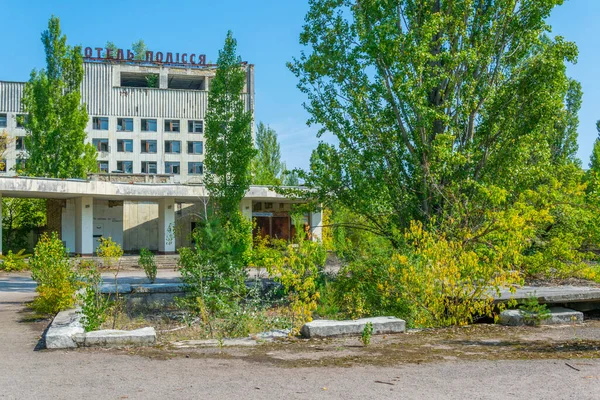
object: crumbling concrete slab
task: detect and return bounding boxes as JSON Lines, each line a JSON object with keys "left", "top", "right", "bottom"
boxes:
{"left": 45, "top": 308, "right": 84, "bottom": 349}
{"left": 100, "top": 283, "right": 132, "bottom": 294}
{"left": 300, "top": 316, "right": 406, "bottom": 338}
{"left": 498, "top": 307, "right": 583, "bottom": 326}
{"left": 493, "top": 286, "right": 600, "bottom": 304}
{"left": 74, "top": 327, "right": 156, "bottom": 348}
{"left": 44, "top": 307, "right": 155, "bottom": 349}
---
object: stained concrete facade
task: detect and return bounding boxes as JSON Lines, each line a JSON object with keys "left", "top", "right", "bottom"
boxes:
{"left": 0, "top": 176, "right": 321, "bottom": 255}
{"left": 0, "top": 59, "right": 255, "bottom": 183}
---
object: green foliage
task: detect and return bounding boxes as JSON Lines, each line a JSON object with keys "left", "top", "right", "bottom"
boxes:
{"left": 103, "top": 41, "right": 118, "bottom": 58}
{"left": 361, "top": 322, "right": 373, "bottom": 347}
{"left": 139, "top": 248, "right": 157, "bottom": 283}
{"left": 0, "top": 130, "right": 9, "bottom": 172}
{"left": 77, "top": 260, "right": 110, "bottom": 332}
{"left": 519, "top": 296, "right": 551, "bottom": 326}
{"left": 21, "top": 16, "right": 97, "bottom": 179}
{"left": 145, "top": 74, "right": 158, "bottom": 88}
{"left": 204, "top": 31, "right": 256, "bottom": 220}
{"left": 252, "top": 122, "right": 286, "bottom": 186}
{"left": 2, "top": 198, "right": 46, "bottom": 252}
{"left": 259, "top": 225, "right": 327, "bottom": 334}
{"left": 0, "top": 249, "right": 30, "bottom": 272}
{"left": 30, "top": 232, "right": 78, "bottom": 314}
{"left": 177, "top": 215, "right": 251, "bottom": 333}
{"left": 96, "top": 237, "right": 123, "bottom": 268}
{"left": 131, "top": 39, "right": 147, "bottom": 61}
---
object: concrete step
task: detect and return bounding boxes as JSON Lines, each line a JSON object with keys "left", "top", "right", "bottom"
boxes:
{"left": 498, "top": 307, "right": 584, "bottom": 326}
{"left": 300, "top": 316, "right": 406, "bottom": 338}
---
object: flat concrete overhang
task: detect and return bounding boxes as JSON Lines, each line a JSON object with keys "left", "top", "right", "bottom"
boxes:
{"left": 0, "top": 176, "right": 303, "bottom": 203}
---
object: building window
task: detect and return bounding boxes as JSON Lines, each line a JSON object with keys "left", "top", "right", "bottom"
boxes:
{"left": 187, "top": 141, "right": 203, "bottom": 154}
{"left": 141, "top": 161, "right": 157, "bottom": 174}
{"left": 16, "top": 136, "right": 25, "bottom": 150}
{"left": 164, "top": 140, "right": 181, "bottom": 154}
{"left": 97, "top": 161, "right": 109, "bottom": 173}
{"left": 92, "top": 138, "right": 109, "bottom": 152}
{"left": 164, "top": 119, "right": 180, "bottom": 132}
{"left": 16, "top": 114, "right": 28, "bottom": 128}
{"left": 0, "top": 114, "right": 6, "bottom": 128}
{"left": 117, "top": 118, "right": 133, "bottom": 132}
{"left": 0, "top": 160, "right": 6, "bottom": 173}
{"left": 165, "top": 161, "right": 180, "bottom": 175}
{"left": 188, "top": 120, "right": 203, "bottom": 133}
{"left": 117, "top": 139, "right": 133, "bottom": 152}
{"left": 117, "top": 160, "right": 133, "bottom": 173}
{"left": 15, "top": 158, "right": 26, "bottom": 171}
{"left": 141, "top": 119, "right": 157, "bottom": 132}
{"left": 140, "top": 140, "right": 157, "bottom": 153}
{"left": 188, "top": 162, "right": 203, "bottom": 175}
{"left": 92, "top": 117, "right": 109, "bottom": 130}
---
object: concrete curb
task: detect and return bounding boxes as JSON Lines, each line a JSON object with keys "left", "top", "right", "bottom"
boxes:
{"left": 44, "top": 308, "right": 156, "bottom": 349}
{"left": 301, "top": 316, "right": 406, "bottom": 338}
{"left": 498, "top": 307, "right": 584, "bottom": 326}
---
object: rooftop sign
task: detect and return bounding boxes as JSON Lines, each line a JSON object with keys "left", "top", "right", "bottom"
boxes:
{"left": 83, "top": 47, "right": 208, "bottom": 66}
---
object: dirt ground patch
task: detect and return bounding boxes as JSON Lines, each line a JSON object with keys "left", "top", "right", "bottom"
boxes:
{"left": 78, "top": 320, "right": 600, "bottom": 368}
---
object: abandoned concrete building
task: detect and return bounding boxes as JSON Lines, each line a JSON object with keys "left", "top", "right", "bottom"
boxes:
{"left": 0, "top": 49, "right": 320, "bottom": 255}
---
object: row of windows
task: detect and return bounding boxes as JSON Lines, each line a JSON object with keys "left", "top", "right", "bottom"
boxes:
{"left": 0, "top": 114, "right": 27, "bottom": 129}
{"left": 92, "top": 117, "right": 204, "bottom": 133}
{"left": 96, "top": 161, "right": 204, "bottom": 175}
{"left": 93, "top": 139, "right": 203, "bottom": 154}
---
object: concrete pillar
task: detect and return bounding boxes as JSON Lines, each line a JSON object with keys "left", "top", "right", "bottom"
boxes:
{"left": 310, "top": 209, "right": 323, "bottom": 241}
{"left": 158, "top": 198, "right": 175, "bottom": 254}
{"left": 240, "top": 199, "right": 252, "bottom": 221}
{"left": 75, "top": 196, "right": 94, "bottom": 255}
{"left": 0, "top": 193, "right": 3, "bottom": 255}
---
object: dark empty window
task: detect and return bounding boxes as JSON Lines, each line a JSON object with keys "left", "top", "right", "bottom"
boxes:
{"left": 117, "top": 118, "right": 133, "bottom": 132}
{"left": 187, "top": 141, "right": 203, "bottom": 154}
{"left": 117, "top": 160, "right": 133, "bottom": 173}
{"left": 165, "top": 140, "right": 181, "bottom": 154}
{"left": 141, "top": 119, "right": 157, "bottom": 132}
{"left": 97, "top": 161, "right": 109, "bottom": 173}
{"left": 188, "top": 120, "right": 203, "bottom": 133}
{"left": 164, "top": 120, "right": 180, "bottom": 132}
{"left": 93, "top": 117, "right": 109, "bottom": 130}
{"left": 0, "top": 114, "right": 6, "bottom": 128}
{"left": 141, "top": 161, "right": 157, "bottom": 174}
{"left": 165, "top": 161, "right": 180, "bottom": 175}
{"left": 188, "top": 162, "right": 203, "bottom": 175}
{"left": 141, "top": 140, "right": 157, "bottom": 153}
{"left": 16, "top": 136, "right": 25, "bottom": 150}
{"left": 93, "top": 138, "right": 109, "bottom": 152}
{"left": 117, "top": 139, "right": 133, "bottom": 152}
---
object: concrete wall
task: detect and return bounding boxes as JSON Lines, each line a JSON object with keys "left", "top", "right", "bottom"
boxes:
{"left": 123, "top": 201, "right": 159, "bottom": 251}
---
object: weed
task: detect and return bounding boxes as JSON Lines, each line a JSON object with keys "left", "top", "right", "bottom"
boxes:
{"left": 361, "top": 322, "right": 374, "bottom": 346}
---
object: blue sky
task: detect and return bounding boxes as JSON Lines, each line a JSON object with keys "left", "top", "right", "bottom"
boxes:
{"left": 1, "top": 1, "right": 597, "bottom": 170}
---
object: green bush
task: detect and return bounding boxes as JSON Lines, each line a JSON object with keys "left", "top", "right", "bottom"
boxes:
{"left": 139, "top": 248, "right": 157, "bottom": 283}
{"left": 96, "top": 236, "right": 123, "bottom": 268}
{"left": 30, "top": 232, "right": 78, "bottom": 314}
{"left": 0, "top": 249, "right": 30, "bottom": 271}
{"left": 77, "top": 260, "right": 110, "bottom": 331}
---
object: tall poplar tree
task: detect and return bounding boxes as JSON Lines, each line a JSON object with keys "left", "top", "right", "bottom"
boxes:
{"left": 21, "top": 16, "right": 96, "bottom": 179}
{"left": 252, "top": 122, "right": 284, "bottom": 185}
{"left": 204, "top": 31, "right": 255, "bottom": 219}
{"left": 290, "top": 0, "right": 580, "bottom": 245}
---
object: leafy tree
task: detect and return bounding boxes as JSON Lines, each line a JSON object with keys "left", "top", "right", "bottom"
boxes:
{"left": 21, "top": 16, "right": 97, "bottom": 178}
{"left": 252, "top": 122, "right": 285, "bottom": 185}
{"left": 132, "top": 39, "right": 147, "bottom": 61}
{"left": 290, "top": 0, "right": 579, "bottom": 248}
{"left": 103, "top": 41, "right": 118, "bottom": 58}
{"left": 283, "top": 170, "right": 300, "bottom": 186}
{"left": 204, "top": 30, "right": 255, "bottom": 220}
{"left": 589, "top": 121, "right": 600, "bottom": 175}
{"left": 0, "top": 130, "right": 10, "bottom": 172}
{"left": 2, "top": 198, "right": 46, "bottom": 252}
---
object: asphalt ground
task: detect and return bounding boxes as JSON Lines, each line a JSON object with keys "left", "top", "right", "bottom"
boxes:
{"left": 1, "top": 271, "right": 600, "bottom": 399}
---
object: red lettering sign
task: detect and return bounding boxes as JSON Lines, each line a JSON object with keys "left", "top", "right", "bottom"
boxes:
{"left": 82, "top": 47, "right": 211, "bottom": 67}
